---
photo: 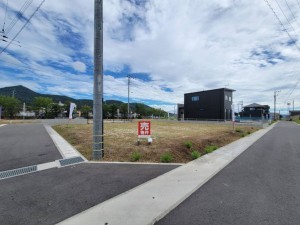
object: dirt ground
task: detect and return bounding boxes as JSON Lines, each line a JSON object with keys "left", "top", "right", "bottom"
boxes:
{"left": 53, "top": 120, "right": 259, "bottom": 163}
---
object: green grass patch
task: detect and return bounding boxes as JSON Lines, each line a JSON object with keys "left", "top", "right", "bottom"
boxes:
{"left": 130, "top": 151, "right": 141, "bottom": 162}
{"left": 235, "top": 128, "right": 242, "bottom": 133}
{"left": 160, "top": 152, "right": 173, "bottom": 163}
{"left": 191, "top": 150, "right": 201, "bottom": 159}
{"left": 204, "top": 145, "right": 218, "bottom": 154}
{"left": 184, "top": 141, "right": 193, "bottom": 149}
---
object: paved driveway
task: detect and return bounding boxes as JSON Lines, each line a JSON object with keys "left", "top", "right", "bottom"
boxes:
{"left": 0, "top": 124, "right": 62, "bottom": 171}
{"left": 0, "top": 163, "right": 178, "bottom": 225}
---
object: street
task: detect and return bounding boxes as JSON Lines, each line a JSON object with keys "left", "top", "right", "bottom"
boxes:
{"left": 156, "top": 122, "right": 300, "bottom": 225}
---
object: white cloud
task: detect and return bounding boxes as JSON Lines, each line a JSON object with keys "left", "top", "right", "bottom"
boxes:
{"left": 1, "top": 0, "right": 300, "bottom": 114}
{"left": 72, "top": 61, "right": 86, "bottom": 72}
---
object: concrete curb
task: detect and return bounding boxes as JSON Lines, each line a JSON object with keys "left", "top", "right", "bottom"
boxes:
{"left": 57, "top": 124, "right": 276, "bottom": 225}
{"left": 88, "top": 161, "right": 185, "bottom": 166}
{"left": 44, "top": 125, "right": 88, "bottom": 161}
{"left": 0, "top": 124, "right": 7, "bottom": 127}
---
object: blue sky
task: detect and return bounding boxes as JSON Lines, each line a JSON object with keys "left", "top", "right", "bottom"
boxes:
{"left": 1, "top": 0, "right": 300, "bottom": 113}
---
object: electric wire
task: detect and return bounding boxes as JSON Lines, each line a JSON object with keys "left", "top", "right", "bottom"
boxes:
{"left": 0, "top": 0, "right": 46, "bottom": 56}
{"left": 297, "top": 0, "right": 300, "bottom": 9}
{"left": 5, "top": 0, "right": 33, "bottom": 35}
{"left": 264, "top": 0, "right": 300, "bottom": 112}
{"left": 284, "top": 0, "right": 300, "bottom": 29}
{"left": 273, "top": 0, "right": 299, "bottom": 38}
{"left": 1, "top": 0, "right": 9, "bottom": 33}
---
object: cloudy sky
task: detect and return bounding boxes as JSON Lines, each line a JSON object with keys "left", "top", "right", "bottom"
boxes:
{"left": 0, "top": 0, "right": 300, "bottom": 114}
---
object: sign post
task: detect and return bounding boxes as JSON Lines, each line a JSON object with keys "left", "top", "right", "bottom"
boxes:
{"left": 137, "top": 121, "right": 152, "bottom": 145}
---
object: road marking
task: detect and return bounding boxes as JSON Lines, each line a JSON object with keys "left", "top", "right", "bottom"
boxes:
{"left": 0, "top": 124, "right": 7, "bottom": 128}
{"left": 57, "top": 124, "right": 276, "bottom": 225}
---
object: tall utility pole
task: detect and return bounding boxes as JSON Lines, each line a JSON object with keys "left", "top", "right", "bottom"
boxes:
{"left": 93, "top": 0, "right": 104, "bottom": 160}
{"left": 274, "top": 90, "right": 280, "bottom": 120}
{"left": 127, "top": 75, "right": 131, "bottom": 120}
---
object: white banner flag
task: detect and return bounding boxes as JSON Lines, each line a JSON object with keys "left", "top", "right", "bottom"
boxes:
{"left": 69, "top": 103, "right": 76, "bottom": 119}
{"left": 231, "top": 104, "right": 235, "bottom": 122}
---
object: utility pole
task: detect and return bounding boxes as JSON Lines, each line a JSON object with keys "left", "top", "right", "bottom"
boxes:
{"left": 274, "top": 90, "right": 280, "bottom": 121}
{"left": 23, "top": 102, "right": 25, "bottom": 120}
{"left": 93, "top": 0, "right": 104, "bottom": 160}
{"left": 293, "top": 99, "right": 294, "bottom": 111}
{"left": 127, "top": 75, "right": 130, "bottom": 120}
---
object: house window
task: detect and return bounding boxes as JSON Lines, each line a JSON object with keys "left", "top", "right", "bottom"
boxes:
{"left": 225, "top": 95, "right": 228, "bottom": 101}
{"left": 229, "top": 97, "right": 232, "bottom": 101}
{"left": 250, "top": 108, "right": 255, "bottom": 111}
{"left": 192, "top": 96, "right": 199, "bottom": 101}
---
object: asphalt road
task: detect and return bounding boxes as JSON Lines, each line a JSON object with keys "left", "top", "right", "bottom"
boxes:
{"left": 0, "top": 163, "right": 178, "bottom": 225}
{"left": 0, "top": 124, "right": 62, "bottom": 171}
{"left": 156, "top": 122, "right": 300, "bottom": 225}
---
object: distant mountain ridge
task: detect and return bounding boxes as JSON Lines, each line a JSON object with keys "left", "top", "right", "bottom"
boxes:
{"left": 0, "top": 85, "right": 125, "bottom": 108}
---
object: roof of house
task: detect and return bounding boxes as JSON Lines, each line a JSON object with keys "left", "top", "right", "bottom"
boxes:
{"left": 185, "top": 88, "right": 236, "bottom": 95}
{"left": 244, "top": 103, "right": 268, "bottom": 108}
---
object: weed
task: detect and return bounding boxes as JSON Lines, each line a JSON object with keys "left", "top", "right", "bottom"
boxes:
{"left": 130, "top": 151, "right": 141, "bottom": 162}
{"left": 184, "top": 141, "right": 193, "bottom": 149}
{"left": 241, "top": 133, "right": 245, "bottom": 137}
{"left": 235, "top": 128, "right": 242, "bottom": 133}
{"left": 191, "top": 150, "right": 201, "bottom": 159}
{"left": 204, "top": 145, "right": 218, "bottom": 154}
{"left": 160, "top": 152, "right": 173, "bottom": 163}
{"left": 247, "top": 131, "right": 251, "bottom": 135}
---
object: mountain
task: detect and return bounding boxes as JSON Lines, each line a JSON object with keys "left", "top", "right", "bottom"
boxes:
{"left": 0, "top": 85, "right": 92, "bottom": 108}
{"left": 0, "top": 85, "right": 152, "bottom": 110}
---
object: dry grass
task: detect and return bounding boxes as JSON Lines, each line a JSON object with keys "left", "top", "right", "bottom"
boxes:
{"left": 53, "top": 120, "right": 259, "bottom": 163}
{"left": 0, "top": 119, "right": 40, "bottom": 124}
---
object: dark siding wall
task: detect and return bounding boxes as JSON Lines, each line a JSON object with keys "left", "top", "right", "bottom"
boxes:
{"left": 184, "top": 89, "right": 225, "bottom": 120}
{"left": 224, "top": 90, "right": 233, "bottom": 120}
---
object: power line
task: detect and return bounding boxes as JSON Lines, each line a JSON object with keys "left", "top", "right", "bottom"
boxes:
{"left": 5, "top": 0, "right": 33, "bottom": 35}
{"left": 297, "top": 0, "right": 300, "bottom": 9}
{"left": 264, "top": 0, "right": 300, "bottom": 51}
{"left": 0, "top": 0, "right": 46, "bottom": 56}
{"left": 273, "top": 0, "right": 299, "bottom": 38}
{"left": 284, "top": 0, "right": 300, "bottom": 29}
{"left": 1, "top": 0, "right": 8, "bottom": 33}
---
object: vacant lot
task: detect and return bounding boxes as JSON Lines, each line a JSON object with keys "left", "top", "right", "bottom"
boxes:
{"left": 53, "top": 120, "right": 258, "bottom": 163}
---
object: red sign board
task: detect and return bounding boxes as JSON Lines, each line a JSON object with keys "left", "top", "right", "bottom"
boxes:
{"left": 138, "top": 121, "right": 151, "bottom": 138}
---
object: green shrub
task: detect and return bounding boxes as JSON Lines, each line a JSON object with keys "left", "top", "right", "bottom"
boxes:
{"left": 247, "top": 131, "right": 251, "bottom": 135}
{"left": 130, "top": 151, "right": 141, "bottom": 162}
{"left": 184, "top": 141, "right": 193, "bottom": 149}
{"left": 241, "top": 133, "right": 245, "bottom": 137}
{"left": 204, "top": 145, "right": 218, "bottom": 154}
{"left": 191, "top": 150, "right": 201, "bottom": 159}
{"left": 235, "top": 128, "right": 242, "bottom": 133}
{"left": 160, "top": 152, "right": 173, "bottom": 163}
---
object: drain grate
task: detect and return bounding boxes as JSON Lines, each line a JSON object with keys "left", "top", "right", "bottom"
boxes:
{"left": 0, "top": 165, "right": 37, "bottom": 180}
{"left": 59, "top": 157, "right": 84, "bottom": 167}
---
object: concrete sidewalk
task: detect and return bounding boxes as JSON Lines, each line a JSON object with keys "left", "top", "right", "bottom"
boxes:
{"left": 58, "top": 124, "right": 275, "bottom": 225}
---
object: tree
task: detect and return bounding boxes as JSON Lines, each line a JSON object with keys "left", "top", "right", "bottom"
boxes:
{"left": 103, "top": 104, "right": 110, "bottom": 119}
{"left": 33, "top": 97, "right": 53, "bottom": 118}
{"left": 0, "top": 96, "right": 21, "bottom": 118}
{"left": 81, "top": 105, "right": 92, "bottom": 118}
{"left": 110, "top": 104, "right": 118, "bottom": 121}
{"left": 119, "top": 103, "right": 128, "bottom": 119}
{"left": 48, "top": 103, "right": 63, "bottom": 118}
{"left": 135, "top": 103, "right": 146, "bottom": 117}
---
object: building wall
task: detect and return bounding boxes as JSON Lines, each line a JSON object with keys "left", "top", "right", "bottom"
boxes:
{"left": 242, "top": 106, "right": 270, "bottom": 118}
{"left": 184, "top": 89, "right": 233, "bottom": 120}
